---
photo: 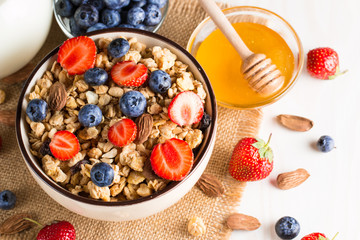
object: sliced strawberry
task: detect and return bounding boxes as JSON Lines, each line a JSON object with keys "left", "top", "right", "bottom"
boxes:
{"left": 49, "top": 131, "right": 80, "bottom": 161}
{"left": 57, "top": 36, "right": 96, "bottom": 75}
{"left": 111, "top": 61, "right": 148, "bottom": 87}
{"left": 150, "top": 138, "right": 193, "bottom": 181}
{"left": 168, "top": 91, "right": 204, "bottom": 126}
{"left": 108, "top": 118, "right": 137, "bottom": 147}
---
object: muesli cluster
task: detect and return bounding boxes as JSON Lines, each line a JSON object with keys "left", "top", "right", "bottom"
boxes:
{"left": 25, "top": 35, "right": 211, "bottom": 202}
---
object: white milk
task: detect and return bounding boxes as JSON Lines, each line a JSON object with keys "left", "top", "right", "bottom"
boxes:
{"left": 0, "top": 0, "right": 53, "bottom": 79}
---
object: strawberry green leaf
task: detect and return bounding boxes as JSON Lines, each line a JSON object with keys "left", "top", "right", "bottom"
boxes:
{"left": 253, "top": 135, "right": 273, "bottom": 162}
{"left": 318, "top": 236, "right": 328, "bottom": 240}
{"left": 252, "top": 141, "right": 265, "bottom": 149}
{"left": 264, "top": 148, "right": 273, "bottom": 161}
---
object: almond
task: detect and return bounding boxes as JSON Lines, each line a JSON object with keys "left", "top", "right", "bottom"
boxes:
{"left": 226, "top": 213, "right": 261, "bottom": 231}
{"left": 277, "top": 114, "right": 314, "bottom": 132}
{"left": 0, "top": 213, "right": 35, "bottom": 235}
{"left": 134, "top": 114, "right": 153, "bottom": 144}
{"left": 48, "top": 82, "right": 67, "bottom": 111}
{"left": 195, "top": 173, "right": 224, "bottom": 197}
{"left": 0, "top": 110, "right": 16, "bottom": 127}
{"left": 277, "top": 168, "right": 310, "bottom": 190}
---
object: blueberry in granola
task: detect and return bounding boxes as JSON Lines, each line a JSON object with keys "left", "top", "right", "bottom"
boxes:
{"left": 26, "top": 99, "right": 47, "bottom": 122}
{"left": 70, "top": 158, "right": 91, "bottom": 175}
{"left": 120, "top": 90, "right": 147, "bottom": 117}
{"left": 84, "top": 67, "right": 108, "bottom": 86}
{"left": 39, "top": 139, "right": 54, "bottom": 157}
{"left": 199, "top": 112, "right": 211, "bottom": 130}
{"left": 90, "top": 162, "right": 115, "bottom": 187}
{"left": 127, "top": 7, "right": 146, "bottom": 26}
{"left": 0, "top": 190, "right": 16, "bottom": 210}
{"left": 78, "top": 104, "right": 103, "bottom": 127}
{"left": 74, "top": 4, "right": 99, "bottom": 28}
{"left": 107, "top": 38, "right": 130, "bottom": 58}
{"left": 148, "top": 70, "right": 171, "bottom": 94}
{"left": 100, "top": 9, "right": 121, "bottom": 28}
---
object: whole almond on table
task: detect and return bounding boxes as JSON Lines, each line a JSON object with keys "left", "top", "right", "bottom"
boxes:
{"left": 277, "top": 168, "right": 310, "bottom": 190}
{"left": 48, "top": 82, "right": 67, "bottom": 111}
{"left": 0, "top": 89, "right": 5, "bottom": 104}
{"left": 226, "top": 213, "right": 261, "bottom": 231}
{"left": 277, "top": 114, "right": 314, "bottom": 132}
{"left": 0, "top": 213, "right": 35, "bottom": 235}
{"left": 195, "top": 173, "right": 224, "bottom": 197}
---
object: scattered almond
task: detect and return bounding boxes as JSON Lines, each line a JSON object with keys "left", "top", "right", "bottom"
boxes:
{"left": 134, "top": 114, "right": 153, "bottom": 144}
{"left": 0, "top": 213, "right": 35, "bottom": 235}
{"left": 48, "top": 82, "right": 67, "bottom": 111}
{"left": 0, "top": 89, "right": 5, "bottom": 104}
{"left": 277, "top": 114, "right": 314, "bottom": 132}
{"left": 0, "top": 63, "right": 35, "bottom": 84}
{"left": 187, "top": 216, "right": 206, "bottom": 237}
{"left": 226, "top": 213, "right": 261, "bottom": 231}
{"left": 0, "top": 110, "right": 16, "bottom": 127}
{"left": 277, "top": 168, "right": 310, "bottom": 190}
{"left": 195, "top": 173, "right": 224, "bottom": 197}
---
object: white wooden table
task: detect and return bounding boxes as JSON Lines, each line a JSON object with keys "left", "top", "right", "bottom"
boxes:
{"left": 214, "top": 0, "right": 360, "bottom": 239}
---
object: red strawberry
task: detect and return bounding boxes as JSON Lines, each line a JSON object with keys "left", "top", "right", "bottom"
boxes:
{"left": 108, "top": 118, "right": 137, "bottom": 147}
{"left": 168, "top": 91, "right": 204, "bottom": 126}
{"left": 150, "top": 138, "right": 193, "bottom": 181}
{"left": 302, "top": 232, "right": 338, "bottom": 240}
{"left": 49, "top": 131, "right": 80, "bottom": 161}
{"left": 36, "top": 221, "right": 76, "bottom": 240}
{"left": 229, "top": 135, "right": 274, "bottom": 181}
{"left": 111, "top": 61, "right": 148, "bottom": 87}
{"left": 307, "top": 47, "right": 346, "bottom": 80}
{"left": 57, "top": 36, "right": 96, "bottom": 75}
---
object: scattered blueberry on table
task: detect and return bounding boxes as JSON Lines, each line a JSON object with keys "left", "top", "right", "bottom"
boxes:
{"left": 316, "top": 135, "right": 335, "bottom": 153}
{"left": 78, "top": 104, "right": 103, "bottom": 127}
{"left": 0, "top": 190, "right": 16, "bottom": 210}
{"left": 55, "top": 0, "right": 166, "bottom": 36}
{"left": 26, "top": 99, "right": 48, "bottom": 122}
{"left": 275, "top": 216, "right": 300, "bottom": 239}
{"left": 120, "top": 91, "right": 147, "bottom": 117}
{"left": 90, "top": 162, "right": 115, "bottom": 187}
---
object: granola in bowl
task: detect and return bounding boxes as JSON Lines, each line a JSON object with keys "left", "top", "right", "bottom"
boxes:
{"left": 24, "top": 35, "right": 211, "bottom": 202}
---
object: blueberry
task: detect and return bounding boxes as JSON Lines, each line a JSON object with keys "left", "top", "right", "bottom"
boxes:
{"left": 118, "top": 23, "right": 136, "bottom": 28}
{"left": 86, "top": 22, "right": 108, "bottom": 32}
{"left": 127, "top": 7, "right": 145, "bottom": 25}
{"left": 134, "top": 23, "right": 146, "bottom": 30}
{"left": 69, "top": 17, "right": 85, "bottom": 36}
{"left": 78, "top": 104, "right": 103, "bottom": 127}
{"left": 149, "top": 70, "right": 171, "bottom": 93}
{"left": 55, "top": 0, "right": 74, "bottom": 17}
{"left": 26, "top": 99, "right": 47, "bottom": 122}
{"left": 70, "top": 0, "right": 83, "bottom": 6}
{"left": 39, "top": 139, "right": 54, "bottom": 157}
{"left": 316, "top": 135, "right": 335, "bottom": 152}
{"left": 107, "top": 38, "right": 130, "bottom": 58}
{"left": 275, "top": 216, "right": 300, "bottom": 239}
{"left": 74, "top": 4, "right": 99, "bottom": 28}
{"left": 148, "top": 0, "right": 167, "bottom": 8}
{"left": 82, "top": 0, "right": 104, "bottom": 11}
{"left": 104, "top": 0, "right": 130, "bottom": 10}
{"left": 120, "top": 91, "right": 147, "bottom": 117}
{"left": 0, "top": 190, "right": 16, "bottom": 210}
{"left": 143, "top": 4, "right": 161, "bottom": 26}
{"left": 100, "top": 9, "right": 121, "bottom": 27}
{"left": 130, "top": 0, "right": 146, "bottom": 8}
{"left": 90, "top": 162, "right": 114, "bottom": 187}
{"left": 84, "top": 67, "right": 108, "bottom": 85}
{"left": 199, "top": 112, "right": 211, "bottom": 130}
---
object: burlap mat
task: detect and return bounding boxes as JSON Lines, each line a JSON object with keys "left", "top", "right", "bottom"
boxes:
{"left": 0, "top": 0, "right": 262, "bottom": 239}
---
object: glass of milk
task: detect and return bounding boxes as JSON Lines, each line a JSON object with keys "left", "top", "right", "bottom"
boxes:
{"left": 0, "top": 0, "right": 53, "bottom": 79}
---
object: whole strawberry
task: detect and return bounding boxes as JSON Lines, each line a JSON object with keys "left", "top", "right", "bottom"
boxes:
{"left": 302, "top": 232, "right": 338, "bottom": 240}
{"left": 37, "top": 221, "right": 76, "bottom": 240}
{"left": 307, "top": 47, "right": 346, "bottom": 80}
{"left": 229, "top": 135, "right": 274, "bottom": 181}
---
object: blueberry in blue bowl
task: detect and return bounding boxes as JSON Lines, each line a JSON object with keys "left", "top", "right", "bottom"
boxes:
{"left": 74, "top": 4, "right": 99, "bottom": 28}
{"left": 101, "top": 8, "right": 121, "bottom": 27}
{"left": 127, "top": 7, "right": 145, "bottom": 26}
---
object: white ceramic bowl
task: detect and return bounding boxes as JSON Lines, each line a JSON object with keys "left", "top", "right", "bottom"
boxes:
{"left": 0, "top": 0, "right": 53, "bottom": 79}
{"left": 16, "top": 29, "right": 217, "bottom": 221}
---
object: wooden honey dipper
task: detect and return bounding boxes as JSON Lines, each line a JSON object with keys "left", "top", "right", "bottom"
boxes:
{"left": 198, "top": 0, "right": 285, "bottom": 96}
